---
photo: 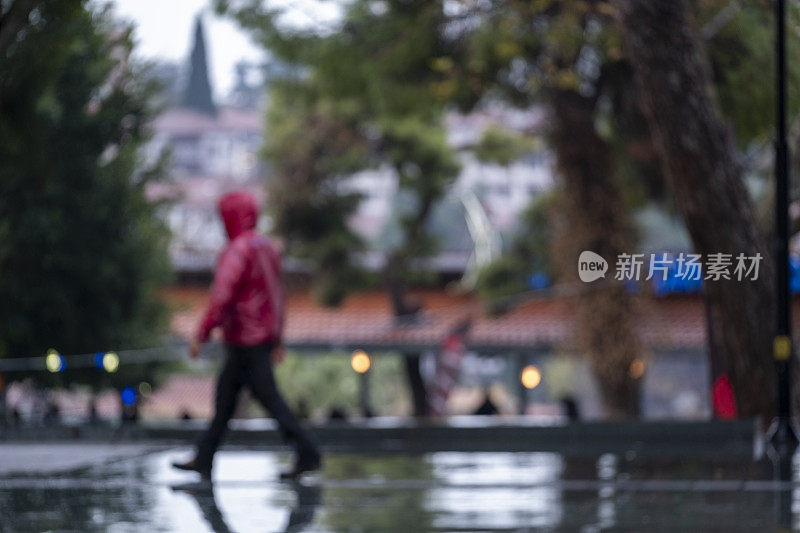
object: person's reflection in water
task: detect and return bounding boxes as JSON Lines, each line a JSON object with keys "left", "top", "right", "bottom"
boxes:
{"left": 175, "top": 482, "right": 322, "bottom": 533}
{"left": 284, "top": 482, "right": 322, "bottom": 532}
{"left": 175, "top": 486, "right": 232, "bottom": 533}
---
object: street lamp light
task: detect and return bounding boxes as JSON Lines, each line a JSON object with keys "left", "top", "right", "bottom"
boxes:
{"left": 518, "top": 363, "right": 541, "bottom": 415}
{"left": 351, "top": 350, "right": 371, "bottom": 374}
{"left": 520, "top": 365, "right": 541, "bottom": 390}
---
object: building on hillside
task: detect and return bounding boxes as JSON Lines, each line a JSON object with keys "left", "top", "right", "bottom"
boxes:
{"left": 144, "top": 18, "right": 556, "bottom": 279}
{"left": 144, "top": 16, "right": 266, "bottom": 273}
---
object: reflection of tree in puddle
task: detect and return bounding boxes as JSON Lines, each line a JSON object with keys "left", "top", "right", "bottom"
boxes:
{"left": 0, "top": 487, "right": 156, "bottom": 531}
{"left": 322, "top": 453, "right": 567, "bottom": 530}
{"left": 428, "top": 452, "right": 564, "bottom": 530}
{"left": 321, "top": 454, "right": 435, "bottom": 532}
{"left": 7, "top": 452, "right": 797, "bottom": 530}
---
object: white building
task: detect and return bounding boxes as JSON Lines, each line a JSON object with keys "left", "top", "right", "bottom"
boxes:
{"left": 147, "top": 107, "right": 262, "bottom": 182}
{"left": 144, "top": 17, "right": 267, "bottom": 274}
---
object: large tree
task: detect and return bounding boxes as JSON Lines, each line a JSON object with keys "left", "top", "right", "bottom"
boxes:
{"left": 456, "top": 0, "right": 644, "bottom": 417}
{"left": 462, "top": 0, "right": 795, "bottom": 418}
{"left": 549, "top": 89, "right": 642, "bottom": 418}
{"left": 613, "top": 0, "right": 776, "bottom": 419}
{"left": 0, "top": 0, "right": 171, "bottom": 389}
{"left": 218, "top": 0, "right": 460, "bottom": 416}
{"left": 221, "top": 0, "right": 652, "bottom": 417}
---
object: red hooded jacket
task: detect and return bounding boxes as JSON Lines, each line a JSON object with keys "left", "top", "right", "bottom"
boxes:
{"left": 196, "top": 192, "right": 285, "bottom": 346}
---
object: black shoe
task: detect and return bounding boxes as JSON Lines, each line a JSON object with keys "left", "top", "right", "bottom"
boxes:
{"left": 172, "top": 458, "right": 212, "bottom": 481}
{"left": 280, "top": 452, "right": 321, "bottom": 480}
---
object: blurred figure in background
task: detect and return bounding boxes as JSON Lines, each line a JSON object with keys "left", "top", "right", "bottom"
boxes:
{"left": 10, "top": 405, "right": 21, "bottom": 426}
{"left": 43, "top": 397, "right": 60, "bottom": 425}
{"left": 121, "top": 396, "right": 139, "bottom": 424}
{"left": 473, "top": 388, "right": 499, "bottom": 416}
{"left": 560, "top": 396, "right": 580, "bottom": 422}
{"left": 87, "top": 398, "right": 100, "bottom": 425}
{"left": 173, "top": 191, "right": 320, "bottom": 481}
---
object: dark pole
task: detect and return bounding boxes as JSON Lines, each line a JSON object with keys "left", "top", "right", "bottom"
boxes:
{"left": 517, "top": 354, "right": 527, "bottom": 415}
{"left": 360, "top": 369, "right": 372, "bottom": 418}
{"left": 770, "top": 0, "right": 798, "bottom": 449}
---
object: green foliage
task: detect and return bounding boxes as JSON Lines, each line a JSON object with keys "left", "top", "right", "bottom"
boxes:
{"left": 476, "top": 194, "right": 554, "bottom": 313}
{"left": 474, "top": 126, "right": 540, "bottom": 166}
{"left": 475, "top": 128, "right": 552, "bottom": 314}
{"left": 219, "top": 0, "right": 799, "bottom": 313}
{"left": 274, "top": 352, "right": 409, "bottom": 417}
{"left": 515, "top": 193, "right": 556, "bottom": 274}
{"left": 0, "top": 1, "right": 171, "bottom": 388}
{"left": 459, "top": 0, "right": 622, "bottom": 104}
{"left": 263, "top": 87, "right": 370, "bottom": 306}
{"left": 542, "top": 354, "right": 580, "bottom": 398}
{"left": 461, "top": 0, "right": 797, "bottom": 275}
{"left": 476, "top": 256, "right": 531, "bottom": 315}
{"left": 218, "top": 0, "right": 460, "bottom": 309}
{"left": 695, "top": 0, "right": 800, "bottom": 148}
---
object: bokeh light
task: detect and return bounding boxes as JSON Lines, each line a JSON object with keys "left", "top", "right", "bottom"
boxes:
{"left": 138, "top": 381, "right": 152, "bottom": 397}
{"left": 351, "top": 350, "right": 371, "bottom": 374}
{"left": 121, "top": 387, "right": 136, "bottom": 406}
{"left": 103, "top": 351, "right": 120, "bottom": 373}
{"left": 629, "top": 358, "right": 646, "bottom": 379}
{"left": 45, "top": 349, "right": 65, "bottom": 373}
{"left": 520, "top": 365, "right": 541, "bottom": 389}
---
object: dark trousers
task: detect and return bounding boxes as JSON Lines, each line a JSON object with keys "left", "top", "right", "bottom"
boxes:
{"left": 196, "top": 342, "right": 319, "bottom": 468}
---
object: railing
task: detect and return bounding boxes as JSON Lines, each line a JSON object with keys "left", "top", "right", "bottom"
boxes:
{"left": 0, "top": 342, "right": 711, "bottom": 424}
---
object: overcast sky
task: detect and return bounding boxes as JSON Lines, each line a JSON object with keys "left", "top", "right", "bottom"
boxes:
{"left": 107, "top": 0, "right": 342, "bottom": 100}
{"left": 108, "top": 0, "right": 262, "bottom": 99}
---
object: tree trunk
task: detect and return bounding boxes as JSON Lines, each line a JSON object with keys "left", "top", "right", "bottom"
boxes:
{"left": 386, "top": 277, "right": 428, "bottom": 417}
{"left": 385, "top": 252, "right": 428, "bottom": 417}
{"left": 404, "top": 354, "right": 428, "bottom": 417}
{"left": 550, "top": 89, "right": 642, "bottom": 419}
{"left": 614, "top": 0, "right": 776, "bottom": 420}
{"left": 386, "top": 283, "right": 428, "bottom": 417}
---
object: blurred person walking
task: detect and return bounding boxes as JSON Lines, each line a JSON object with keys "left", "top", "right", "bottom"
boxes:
{"left": 172, "top": 192, "right": 320, "bottom": 481}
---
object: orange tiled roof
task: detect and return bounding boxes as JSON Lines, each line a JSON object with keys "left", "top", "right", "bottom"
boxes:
{"left": 163, "top": 287, "right": 716, "bottom": 352}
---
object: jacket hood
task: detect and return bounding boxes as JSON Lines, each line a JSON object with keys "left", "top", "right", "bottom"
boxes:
{"left": 219, "top": 191, "right": 258, "bottom": 240}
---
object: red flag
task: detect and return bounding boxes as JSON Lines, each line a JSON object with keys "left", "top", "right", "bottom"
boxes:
{"left": 712, "top": 374, "right": 738, "bottom": 420}
{"left": 429, "top": 322, "right": 470, "bottom": 417}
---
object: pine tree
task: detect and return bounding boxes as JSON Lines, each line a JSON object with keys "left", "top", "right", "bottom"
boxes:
{"left": 0, "top": 0, "right": 172, "bottom": 390}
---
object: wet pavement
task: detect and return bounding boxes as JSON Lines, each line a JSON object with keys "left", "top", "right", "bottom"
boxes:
{"left": 0, "top": 444, "right": 796, "bottom": 531}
